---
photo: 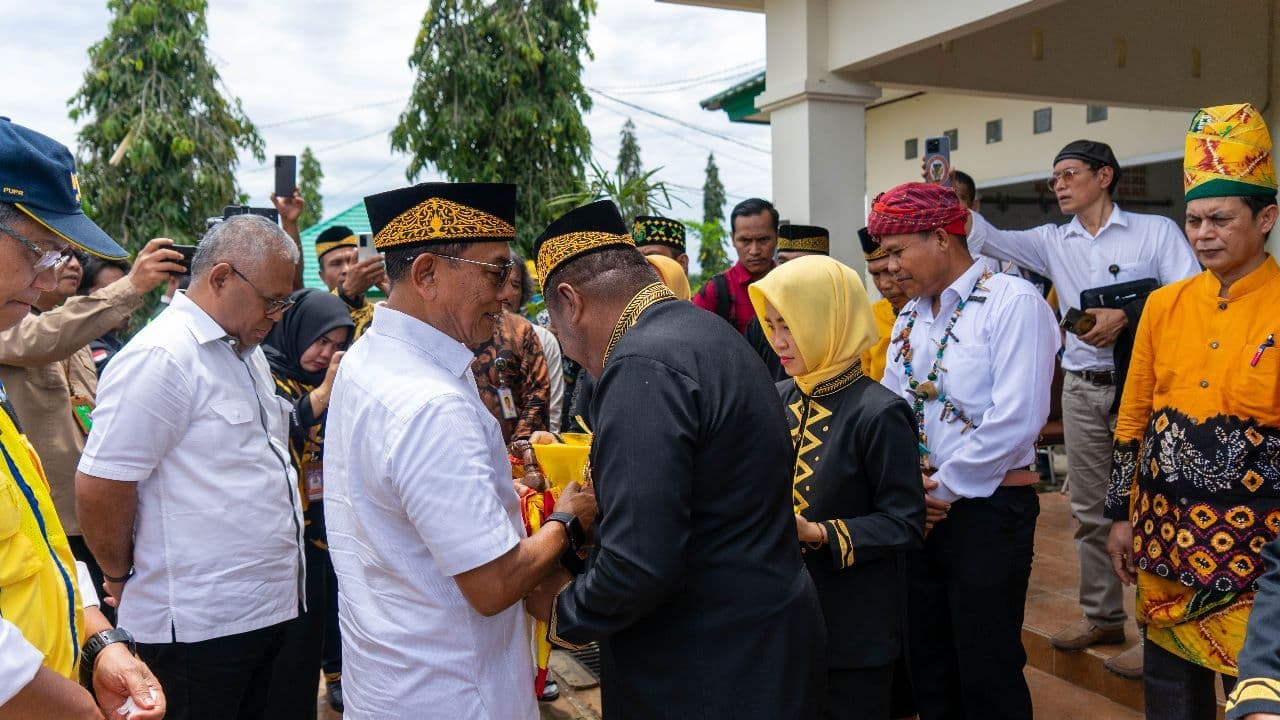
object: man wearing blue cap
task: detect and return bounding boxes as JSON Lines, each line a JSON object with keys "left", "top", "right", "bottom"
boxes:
{"left": 0, "top": 118, "right": 166, "bottom": 718}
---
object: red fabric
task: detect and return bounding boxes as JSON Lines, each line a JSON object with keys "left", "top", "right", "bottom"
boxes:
{"left": 867, "top": 182, "right": 968, "bottom": 239}
{"left": 692, "top": 261, "right": 763, "bottom": 335}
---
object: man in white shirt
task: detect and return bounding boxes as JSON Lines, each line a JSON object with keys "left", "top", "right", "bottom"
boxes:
{"left": 966, "top": 140, "right": 1201, "bottom": 676}
{"left": 324, "top": 182, "right": 596, "bottom": 720}
{"left": 76, "top": 214, "right": 305, "bottom": 720}
{"left": 874, "top": 182, "right": 1060, "bottom": 719}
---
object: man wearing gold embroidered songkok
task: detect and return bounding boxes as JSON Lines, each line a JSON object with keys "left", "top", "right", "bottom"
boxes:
{"left": 746, "top": 223, "right": 831, "bottom": 381}
{"left": 322, "top": 182, "right": 596, "bottom": 719}
{"left": 750, "top": 254, "right": 924, "bottom": 719}
{"left": 876, "top": 181, "right": 1060, "bottom": 720}
{"left": 1099, "top": 104, "right": 1280, "bottom": 720}
{"left": 527, "top": 200, "right": 825, "bottom": 719}
{"left": 859, "top": 226, "right": 908, "bottom": 382}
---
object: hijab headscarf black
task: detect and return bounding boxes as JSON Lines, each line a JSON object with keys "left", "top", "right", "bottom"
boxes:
{"left": 263, "top": 288, "right": 355, "bottom": 386}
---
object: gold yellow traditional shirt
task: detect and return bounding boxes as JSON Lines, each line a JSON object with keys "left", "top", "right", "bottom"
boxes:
{"left": 1106, "top": 256, "right": 1280, "bottom": 675}
{"left": 861, "top": 298, "right": 898, "bottom": 383}
{"left": 0, "top": 381, "right": 85, "bottom": 681}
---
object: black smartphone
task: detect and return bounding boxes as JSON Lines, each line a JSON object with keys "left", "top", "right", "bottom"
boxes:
{"left": 170, "top": 244, "right": 198, "bottom": 276}
{"left": 923, "top": 136, "right": 952, "bottom": 187}
{"left": 222, "top": 205, "right": 280, "bottom": 223}
{"left": 1059, "top": 307, "right": 1096, "bottom": 335}
{"left": 274, "top": 155, "right": 297, "bottom": 199}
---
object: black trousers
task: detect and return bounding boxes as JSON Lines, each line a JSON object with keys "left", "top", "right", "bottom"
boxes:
{"left": 826, "top": 664, "right": 894, "bottom": 720}
{"left": 68, "top": 534, "right": 114, "bottom": 626}
{"left": 1143, "top": 638, "right": 1237, "bottom": 720}
{"left": 907, "top": 486, "right": 1039, "bottom": 720}
{"left": 265, "top": 541, "right": 332, "bottom": 719}
{"left": 136, "top": 622, "right": 288, "bottom": 720}
{"left": 321, "top": 553, "right": 342, "bottom": 678}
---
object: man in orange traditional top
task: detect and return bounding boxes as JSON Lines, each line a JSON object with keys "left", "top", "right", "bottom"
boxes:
{"left": 1105, "top": 103, "right": 1280, "bottom": 720}
{"left": 859, "top": 227, "right": 907, "bottom": 382}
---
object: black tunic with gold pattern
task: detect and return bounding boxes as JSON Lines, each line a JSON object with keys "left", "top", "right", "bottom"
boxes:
{"left": 781, "top": 364, "right": 925, "bottom": 669}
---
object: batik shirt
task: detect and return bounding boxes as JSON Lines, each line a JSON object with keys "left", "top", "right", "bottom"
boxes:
{"left": 470, "top": 311, "right": 550, "bottom": 443}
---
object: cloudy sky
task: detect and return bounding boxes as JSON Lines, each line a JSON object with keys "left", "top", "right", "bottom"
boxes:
{"left": 1, "top": 0, "right": 770, "bottom": 264}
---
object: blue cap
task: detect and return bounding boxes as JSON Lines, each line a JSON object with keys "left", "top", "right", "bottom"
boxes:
{"left": 0, "top": 118, "right": 127, "bottom": 260}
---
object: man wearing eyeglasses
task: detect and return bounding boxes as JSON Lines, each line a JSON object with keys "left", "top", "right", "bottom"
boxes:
{"left": 76, "top": 213, "right": 306, "bottom": 720}
{"left": 0, "top": 118, "right": 167, "bottom": 719}
{"left": 965, "top": 139, "right": 1201, "bottom": 678}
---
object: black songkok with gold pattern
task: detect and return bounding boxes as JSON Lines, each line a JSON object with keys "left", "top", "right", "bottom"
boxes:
{"left": 534, "top": 200, "right": 636, "bottom": 282}
{"left": 776, "top": 224, "right": 830, "bottom": 255}
{"left": 363, "top": 182, "right": 516, "bottom": 251}
{"left": 632, "top": 215, "right": 686, "bottom": 253}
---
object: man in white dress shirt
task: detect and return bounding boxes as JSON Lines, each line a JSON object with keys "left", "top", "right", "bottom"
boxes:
{"left": 874, "top": 182, "right": 1060, "bottom": 720}
{"left": 965, "top": 140, "right": 1201, "bottom": 676}
{"left": 77, "top": 215, "right": 304, "bottom": 720}
{"left": 324, "top": 182, "right": 596, "bottom": 720}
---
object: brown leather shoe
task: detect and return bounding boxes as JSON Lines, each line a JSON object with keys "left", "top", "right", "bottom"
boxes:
{"left": 1103, "top": 642, "right": 1144, "bottom": 679}
{"left": 1049, "top": 619, "right": 1126, "bottom": 651}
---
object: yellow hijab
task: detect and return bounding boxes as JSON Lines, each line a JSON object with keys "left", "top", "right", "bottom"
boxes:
{"left": 646, "top": 254, "right": 692, "bottom": 300}
{"left": 748, "top": 255, "right": 878, "bottom": 395}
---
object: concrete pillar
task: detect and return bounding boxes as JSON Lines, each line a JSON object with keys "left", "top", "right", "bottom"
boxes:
{"left": 758, "top": 0, "right": 881, "bottom": 272}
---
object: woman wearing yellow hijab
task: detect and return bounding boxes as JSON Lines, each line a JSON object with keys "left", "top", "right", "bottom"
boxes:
{"left": 750, "top": 255, "right": 925, "bottom": 720}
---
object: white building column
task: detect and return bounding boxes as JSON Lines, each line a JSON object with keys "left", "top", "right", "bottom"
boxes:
{"left": 757, "top": 0, "right": 881, "bottom": 272}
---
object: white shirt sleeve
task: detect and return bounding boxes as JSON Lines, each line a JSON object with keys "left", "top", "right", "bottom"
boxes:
{"left": 387, "top": 394, "right": 521, "bottom": 578}
{"left": 967, "top": 212, "right": 1057, "bottom": 277}
{"left": 76, "top": 561, "right": 100, "bottom": 608}
{"left": 0, "top": 618, "right": 44, "bottom": 707}
{"left": 1152, "top": 216, "right": 1203, "bottom": 284}
{"left": 78, "top": 345, "right": 192, "bottom": 481}
{"left": 534, "top": 327, "right": 565, "bottom": 431}
{"left": 931, "top": 293, "right": 1061, "bottom": 502}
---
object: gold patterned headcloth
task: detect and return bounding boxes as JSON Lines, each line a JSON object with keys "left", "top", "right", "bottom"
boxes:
{"left": 1184, "top": 103, "right": 1277, "bottom": 202}
{"left": 363, "top": 182, "right": 517, "bottom": 251}
{"left": 535, "top": 200, "right": 637, "bottom": 282}
{"left": 777, "top": 223, "right": 830, "bottom": 255}
{"left": 314, "top": 225, "right": 358, "bottom": 258}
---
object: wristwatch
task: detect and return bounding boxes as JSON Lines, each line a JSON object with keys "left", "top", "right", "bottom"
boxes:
{"left": 546, "top": 511, "right": 586, "bottom": 555}
{"left": 79, "top": 627, "right": 136, "bottom": 689}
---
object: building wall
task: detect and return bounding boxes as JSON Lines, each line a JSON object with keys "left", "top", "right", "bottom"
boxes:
{"left": 864, "top": 92, "right": 1190, "bottom": 198}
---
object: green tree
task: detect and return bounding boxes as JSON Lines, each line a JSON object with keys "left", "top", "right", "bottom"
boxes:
{"left": 391, "top": 0, "right": 596, "bottom": 256}
{"left": 550, "top": 160, "right": 675, "bottom": 219}
{"left": 615, "top": 119, "right": 644, "bottom": 221}
{"left": 697, "top": 153, "right": 730, "bottom": 276}
{"left": 68, "top": 0, "right": 264, "bottom": 253}
{"left": 298, "top": 146, "right": 324, "bottom": 230}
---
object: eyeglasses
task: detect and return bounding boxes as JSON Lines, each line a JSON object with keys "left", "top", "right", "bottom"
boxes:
{"left": 1048, "top": 167, "right": 1094, "bottom": 187}
{"left": 0, "top": 219, "right": 74, "bottom": 273}
{"left": 423, "top": 252, "right": 516, "bottom": 286}
{"left": 228, "top": 265, "right": 296, "bottom": 316}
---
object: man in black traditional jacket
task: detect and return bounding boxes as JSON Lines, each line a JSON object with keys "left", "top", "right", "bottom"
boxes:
{"left": 529, "top": 200, "right": 825, "bottom": 719}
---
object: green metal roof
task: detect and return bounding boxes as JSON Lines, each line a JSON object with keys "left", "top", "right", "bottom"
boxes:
{"left": 700, "top": 71, "right": 768, "bottom": 124}
{"left": 298, "top": 201, "right": 382, "bottom": 296}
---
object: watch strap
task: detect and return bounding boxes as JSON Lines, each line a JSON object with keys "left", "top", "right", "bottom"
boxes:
{"left": 79, "top": 627, "right": 136, "bottom": 689}
{"left": 546, "top": 511, "right": 585, "bottom": 553}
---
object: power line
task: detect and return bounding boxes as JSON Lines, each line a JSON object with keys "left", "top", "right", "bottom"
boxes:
{"left": 610, "top": 68, "right": 762, "bottom": 97}
{"left": 591, "top": 100, "right": 771, "bottom": 174}
{"left": 258, "top": 98, "right": 408, "bottom": 130}
{"left": 594, "top": 59, "right": 763, "bottom": 93}
{"left": 589, "top": 88, "right": 770, "bottom": 155}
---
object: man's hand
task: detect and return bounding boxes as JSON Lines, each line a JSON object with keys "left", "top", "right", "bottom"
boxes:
{"left": 271, "top": 190, "right": 305, "bottom": 228}
{"left": 341, "top": 256, "right": 388, "bottom": 299}
{"left": 923, "top": 476, "right": 950, "bottom": 534}
{"left": 525, "top": 569, "right": 571, "bottom": 623}
{"left": 101, "top": 578, "right": 125, "bottom": 609}
{"left": 1107, "top": 521, "right": 1137, "bottom": 585}
{"left": 553, "top": 480, "right": 597, "bottom": 539}
{"left": 127, "top": 239, "right": 186, "bottom": 294}
{"left": 1078, "top": 308, "right": 1127, "bottom": 348}
{"left": 795, "top": 514, "right": 824, "bottom": 544}
{"left": 91, "top": 643, "right": 165, "bottom": 719}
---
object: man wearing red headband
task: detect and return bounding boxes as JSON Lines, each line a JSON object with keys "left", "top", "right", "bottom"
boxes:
{"left": 874, "top": 182, "right": 1060, "bottom": 720}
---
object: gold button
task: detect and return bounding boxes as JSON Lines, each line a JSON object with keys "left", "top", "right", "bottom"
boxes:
{"left": 1210, "top": 341, "right": 1219, "bottom": 349}
{"left": 1200, "top": 380, "right": 1209, "bottom": 388}
{"left": 1218, "top": 302, "right": 1228, "bottom": 310}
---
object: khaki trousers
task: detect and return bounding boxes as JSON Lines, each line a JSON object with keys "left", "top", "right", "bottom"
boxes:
{"left": 1062, "top": 372, "right": 1127, "bottom": 628}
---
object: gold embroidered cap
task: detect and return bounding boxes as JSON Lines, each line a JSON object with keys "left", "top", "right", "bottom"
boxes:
{"left": 1184, "top": 103, "right": 1277, "bottom": 201}
{"left": 631, "top": 215, "right": 686, "bottom": 253}
{"left": 314, "top": 225, "right": 357, "bottom": 258}
{"left": 534, "top": 200, "right": 637, "bottom": 282}
{"left": 858, "top": 227, "right": 886, "bottom": 261}
{"left": 777, "top": 223, "right": 829, "bottom": 255}
{"left": 363, "top": 182, "right": 516, "bottom": 251}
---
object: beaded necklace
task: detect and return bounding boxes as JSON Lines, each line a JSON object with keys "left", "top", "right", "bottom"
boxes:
{"left": 893, "top": 270, "right": 992, "bottom": 469}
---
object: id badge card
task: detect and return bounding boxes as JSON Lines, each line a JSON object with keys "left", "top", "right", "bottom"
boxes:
{"left": 498, "top": 386, "right": 518, "bottom": 420}
{"left": 70, "top": 394, "right": 95, "bottom": 435}
{"left": 303, "top": 461, "right": 323, "bottom": 502}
